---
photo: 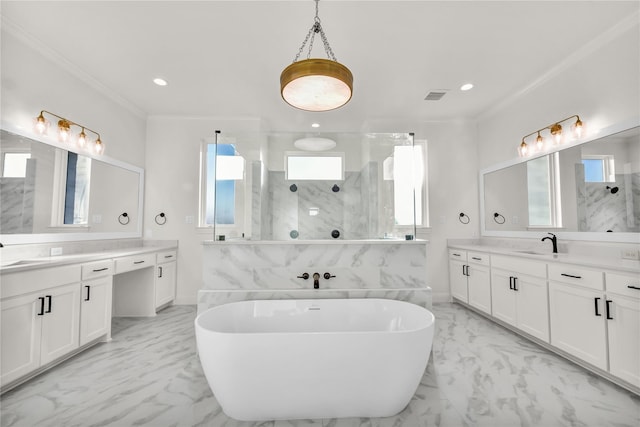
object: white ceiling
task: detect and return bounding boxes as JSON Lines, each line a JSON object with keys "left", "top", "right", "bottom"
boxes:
{"left": 2, "top": 1, "right": 638, "bottom": 132}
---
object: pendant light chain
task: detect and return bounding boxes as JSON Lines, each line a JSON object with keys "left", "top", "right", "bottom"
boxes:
{"left": 292, "top": 0, "right": 338, "bottom": 63}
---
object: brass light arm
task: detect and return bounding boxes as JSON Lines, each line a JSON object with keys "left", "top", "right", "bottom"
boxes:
{"left": 37, "top": 110, "right": 102, "bottom": 140}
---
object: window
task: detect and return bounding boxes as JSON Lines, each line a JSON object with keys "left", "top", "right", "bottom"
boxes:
{"left": 201, "top": 142, "right": 244, "bottom": 226}
{"left": 285, "top": 153, "right": 344, "bottom": 181}
{"left": 52, "top": 150, "right": 91, "bottom": 226}
{"left": 527, "top": 152, "right": 561, "bottom": 228}
{"left": 383, "top": 143, "right": 427, "bottom": 227}
{"left": 2, "top": 152, "right": 31, "bottom": 178}
{"left": 582, "top": 155, "right": 615, "bottom": 182}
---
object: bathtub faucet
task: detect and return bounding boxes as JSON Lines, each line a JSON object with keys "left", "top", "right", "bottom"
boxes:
{"left": 313, "top": 272, "right": 320, "bottom": 289}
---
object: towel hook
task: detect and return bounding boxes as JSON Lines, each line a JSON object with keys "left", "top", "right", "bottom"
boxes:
{"left": 458, "top": 212, "right": 470, "bottom": 224}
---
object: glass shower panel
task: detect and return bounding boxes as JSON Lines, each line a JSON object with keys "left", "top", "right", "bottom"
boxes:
{"left": 211, "top": 131, "right": 419, "bottom": 240}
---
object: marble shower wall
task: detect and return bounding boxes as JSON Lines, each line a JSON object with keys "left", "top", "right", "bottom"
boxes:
{"left": 0, "top": 158, "right": 36, "bottom": 234}
{"left": 577, "top": 172, "right": 640, "bottom": 232}
{"left": 199, "top": 241, "right": 430, "bottom": 312}
{"left": 257, "top": 161, "right": 381, "bottom": 240}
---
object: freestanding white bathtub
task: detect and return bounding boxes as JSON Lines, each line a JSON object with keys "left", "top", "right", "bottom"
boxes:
{"left": 194, "top": 298, "right": 435, "bottom": 421}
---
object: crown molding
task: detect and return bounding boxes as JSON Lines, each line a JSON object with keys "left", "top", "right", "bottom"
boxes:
{"left": 1, "top": 15, "right": 147, "bottom": 119}
{"left": 477, "top": 10, "right": 640, "bottom": 121}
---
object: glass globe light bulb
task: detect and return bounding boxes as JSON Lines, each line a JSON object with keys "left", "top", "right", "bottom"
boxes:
{"left": 77, "top": 129, "right": 87, "bottom": 147}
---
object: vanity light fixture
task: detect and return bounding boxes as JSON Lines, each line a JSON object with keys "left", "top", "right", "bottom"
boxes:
{"left": 280, "top": 0, "right": 353, "bottom": 111}
{"left": 518, "top": 115, "right": 584, "bottom": 157}
{"left": 34, "top": 110, "right": 105, "bottom": 155}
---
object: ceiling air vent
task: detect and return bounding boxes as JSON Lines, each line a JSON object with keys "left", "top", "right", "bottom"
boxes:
{"left": 424, "top": 90, "right": 447, "bottom": 101}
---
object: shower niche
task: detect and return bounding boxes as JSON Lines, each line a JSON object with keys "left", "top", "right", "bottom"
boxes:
{"left": 205, "top": 132, "right": 425, "bottom": 241}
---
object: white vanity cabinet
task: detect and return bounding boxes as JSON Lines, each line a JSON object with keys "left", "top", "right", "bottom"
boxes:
{"left": 155, "top": 250, "right": 177, "bottom": 309}
{"left": 548, "top": 263, "right": 607, "bottom": 370}
{"left": 79, "top": 260, "right": 113, "bottom": 346}
{"left": 449, "top": 249, "right": 469, "bottom": 302}
{"left": 1, "top": 266, "right": 81, "bottom": 387}
{"left": 448, "top": 249, "right": 491, "bottom": 314}
{"left": 491, "top": 255, "right": 549, "bottom": 342}
{"left": 604, "top": 271, "right": 640, "bottom": 388}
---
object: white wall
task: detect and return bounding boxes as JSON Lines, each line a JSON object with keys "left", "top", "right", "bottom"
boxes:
{"left": 1, "top": 29, "right": 147, "bottom": 167}
{"left": 477, "top": 18, "right": 639, "bottom": 170}
{"left": 143, "top": 116, "right": 263, "bottom": 304}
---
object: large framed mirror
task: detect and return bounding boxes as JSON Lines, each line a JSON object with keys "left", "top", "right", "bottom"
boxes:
{"left": 480, "top": 118, "right": 640, "bottom": 243}
{"left": 0, "top": 126, "right": 144, "bottom": 244}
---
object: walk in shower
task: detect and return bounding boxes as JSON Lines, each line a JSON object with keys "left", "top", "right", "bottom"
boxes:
{"left": 203, "top": 132, "right": 425, "bottom": 241}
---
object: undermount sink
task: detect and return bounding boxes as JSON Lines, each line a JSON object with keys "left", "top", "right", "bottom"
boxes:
{"left": 1, "top": 259, "right": 50, "bottom": 267}
{"left": 515, "top": 250, "right": 547, "bottom": 255}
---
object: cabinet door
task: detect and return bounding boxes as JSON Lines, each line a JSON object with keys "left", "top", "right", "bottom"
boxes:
{"left": 40, "top": 283, "right": 81, "bottom": 365}
{"left": 607, "top": 295, "right": 640, "bottom": 388}
{"left": 155, "top": 261, "right": 176, "bottom": 309}
{"left": 468, "top": 265, "right": 491, "bottom": 314}
{"left": 0, "top": 293, "right": 42, "bottom": 387}
{"left": 490, "top": 270, "right": 517, "bottom": 327}
{"left": 80, "top": 277, "right": 113, "bottom": 346}
{"left": 515, "top": 275, "right": 549, "bottom": 342}
{"left": 449, "top": 259, "right": 468, "bottom": 302}
{"left": 549, "top": 282, "right": 607, "bottom": 370}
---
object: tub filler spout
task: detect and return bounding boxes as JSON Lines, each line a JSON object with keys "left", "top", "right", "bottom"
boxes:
{"left": 313, "top": 272, "right": 320, "bottom": 289}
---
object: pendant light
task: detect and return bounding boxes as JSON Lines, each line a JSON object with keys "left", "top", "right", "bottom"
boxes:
{"left": 280, "top": 0, "right": 353, "bottom": 112}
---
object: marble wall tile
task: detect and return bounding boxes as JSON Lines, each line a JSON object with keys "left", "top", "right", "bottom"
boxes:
{"left": 202, "top": 243, "right": 427, "bottom": 291}
{"left": 268, "top": 172, "right": 299, "bottom": 240}
{"left": 577, "top": 173, "right": 640, "bottom": 232}
{"left": 297, "top": 180, "right": 345, "bottom": 240}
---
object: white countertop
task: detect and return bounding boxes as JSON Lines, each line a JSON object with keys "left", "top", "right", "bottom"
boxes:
{"left": 448, "top": 243, "right": 640, "bottom": 274}
{"left": 0, "top": 243, "right": 178, "bottom": 273}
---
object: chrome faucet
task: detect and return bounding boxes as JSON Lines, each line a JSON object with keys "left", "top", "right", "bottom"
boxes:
{"left": 313, "top": 272, "right": 320, "bottom": 289}
{"left": 541, "top": 233, "right": 558, "bottom": 253}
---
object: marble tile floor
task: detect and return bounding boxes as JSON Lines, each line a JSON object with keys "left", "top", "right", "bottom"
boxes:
{"left": 1, "top": 303, "right": 639, "bottom": 427}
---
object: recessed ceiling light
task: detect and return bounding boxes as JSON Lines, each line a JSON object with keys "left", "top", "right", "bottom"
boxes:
{"left": 153, "top": 78, "right": 168, "bottom": 86}
{"left": 460, "top": 83, "right": 474, "bottom": 91}
{"left": 311, "top": 123, "right": 320, "bottom": 128}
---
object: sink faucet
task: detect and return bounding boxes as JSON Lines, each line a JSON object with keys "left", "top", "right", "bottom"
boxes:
{"left": 313, "top": 272, "right": 320, "bottom": 289}
{"left": 541, "top": 233, "right": 558, "bottom": 253}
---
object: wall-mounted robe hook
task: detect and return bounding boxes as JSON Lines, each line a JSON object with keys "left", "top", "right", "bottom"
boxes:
{"left": 331, "top": 184, "right": 340, "bottom": 192}
{"left": 458, "top": 212, "right": 470, "bottom": 224}
{"left": 493, "top": 212, "right": 505, "bottom": 224}
{"left": 118, "top": 212, "right": 130, "bottom": 225}
{"left": 155, "top": 212, "right": 167, "bottom": 225}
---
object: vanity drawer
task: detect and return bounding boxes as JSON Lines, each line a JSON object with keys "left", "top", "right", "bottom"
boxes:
{"left": 1, "top": 265, "right": 81, "bottom": 299}
{"left": 114, "top": 254, "right": 155, "bottom": 274}
{"left": 449, "top": 249, "right": 466, "bottom": 260}
{"left": 467, "top": 251, "right": 490, "bottom": 267}
{"left": 548, "top": 263, "right": 603, "bottom": 291}
{"left": 492, "top": 255, "right": 546, "bottom": 278}
{"left": 606, "top": 271, "right": 640, "bottom": 299}
{"left": 81, "top": 260, "right": 113, "bottom": 280}
{"left": 156, "top": 250, "right": 177, "bottom": 264}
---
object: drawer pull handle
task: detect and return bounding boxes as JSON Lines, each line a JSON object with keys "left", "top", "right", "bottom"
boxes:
{"left": 513, "top": 277, "right": 518, "bottom": 291}
{"left": 471, "top": 257, "right": 482, "bottom": 261}
{"left": 164, "top": 255, "right": 173, "bottom": 259}
{"left": 561, "top": 273, "right": 582, "bottom": 279}
{"left": 133, "top": 261, "right": 145, "bottom": 264}
{"left": 38, "top": 297, "right": 45, "bottom": 316}
{"left": 453, "top": 253, "right": 461, "bottom": 257}
{"left": 45, "top": 295, "right": 52, "bottom": 313}
{"left": 509, "top": 276, "right": 514, "bottom": 290}
{"left": 605, "top": 300, "right": 613, "bottom": 320}
{"left": 627, "top": 285, "right": 640, "bottom": 290}
{"left": 92, "top": 267, "right": 109, "bottom": 272}
{"left": 594, "top": 297, "right": 601, "bottom": 316}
